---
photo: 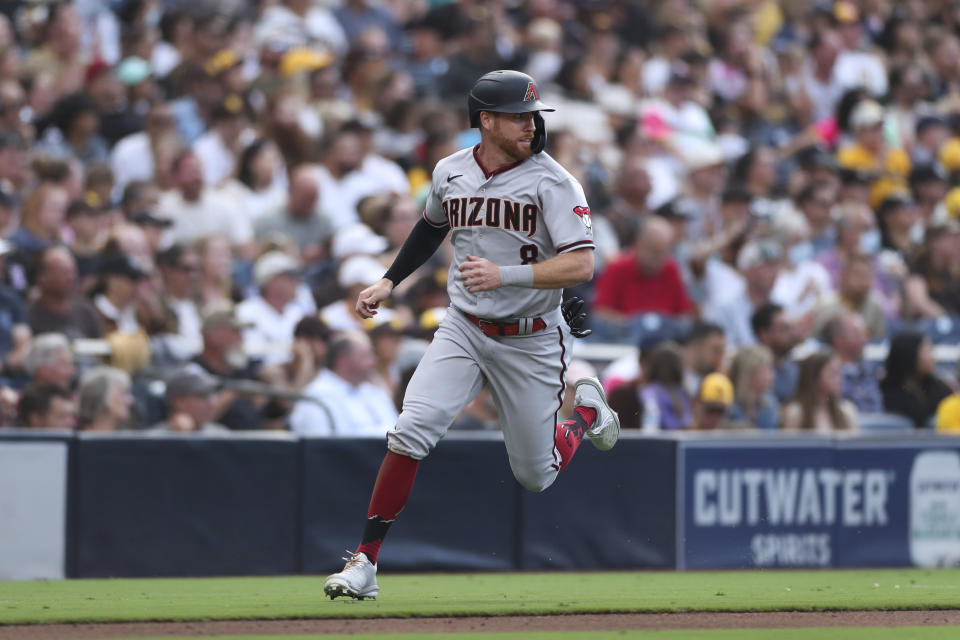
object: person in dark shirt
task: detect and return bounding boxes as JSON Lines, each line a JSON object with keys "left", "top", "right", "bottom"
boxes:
{"left": 881, "top": 331, "right": 953, "bottom": 427}
{"left": 192, "top": 308, "right": 269, "bottom": 431}
{"left": 752, "top": 302, "right": 798, "bottom": 404}
{"left": 27, "top": 246, "right": 103, "bottom": 339}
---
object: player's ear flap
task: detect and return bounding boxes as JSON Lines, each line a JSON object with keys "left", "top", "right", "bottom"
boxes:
{"left": 532, "top": 112, "right": 546, "bottom": 154}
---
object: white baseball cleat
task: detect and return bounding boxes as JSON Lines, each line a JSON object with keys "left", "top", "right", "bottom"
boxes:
{"left": 324, "top": 551, "right": 379, "bottom": 600}
{"left": 574, "top": 376, "right": 620, "bottom": 451}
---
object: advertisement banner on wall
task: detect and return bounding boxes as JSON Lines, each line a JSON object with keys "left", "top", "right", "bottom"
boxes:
{"left": 679, "top": 438, "right": 960, "bottom": 570}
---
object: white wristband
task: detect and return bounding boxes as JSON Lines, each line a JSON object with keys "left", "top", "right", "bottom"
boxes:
{"left": 499, "top": 265, "right": 534, "bottom": 287}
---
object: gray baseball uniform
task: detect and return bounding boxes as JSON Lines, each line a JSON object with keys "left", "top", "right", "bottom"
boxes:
{"left": 386, "top": 146, "right": 595, "bottom": 491}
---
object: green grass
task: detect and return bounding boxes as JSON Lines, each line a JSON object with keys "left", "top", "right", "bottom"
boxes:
{"left": 126, "top": 630, "right": 960, "bottom": 640}
{"left": 0, "top": 569, "right": 959, "bottom": 625}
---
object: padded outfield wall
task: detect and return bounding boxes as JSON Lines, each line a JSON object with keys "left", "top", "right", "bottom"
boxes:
{"left": 1, "top": 430, "right": 958, "bottom": 578}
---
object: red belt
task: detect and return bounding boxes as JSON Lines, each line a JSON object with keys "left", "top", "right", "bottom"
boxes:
{"left": 464, "top": 312, "right": 547, "bottom": 337}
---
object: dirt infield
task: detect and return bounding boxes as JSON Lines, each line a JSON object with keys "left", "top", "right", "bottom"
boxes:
{"left": 5, "top": 610, "right": 960, "bottom": 639}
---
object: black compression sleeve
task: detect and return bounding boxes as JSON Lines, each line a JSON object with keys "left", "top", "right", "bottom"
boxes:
{"left": 383, "top": 217, "right": 449, "bottom": 286}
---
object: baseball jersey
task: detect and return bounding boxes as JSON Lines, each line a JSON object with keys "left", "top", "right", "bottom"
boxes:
{"left": 423, "top": 146, "right": 595, "bottom": 319}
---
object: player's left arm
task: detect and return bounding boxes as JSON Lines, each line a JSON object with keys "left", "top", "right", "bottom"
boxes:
{"left": 459, "top": 248, "right": 593, "bottom": 292}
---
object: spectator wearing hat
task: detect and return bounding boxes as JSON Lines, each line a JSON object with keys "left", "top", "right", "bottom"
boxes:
{"left": 203, "top": 48, "right": 248, "bottom": 96}
{"left": 109, "top": 101, "right": 178, "bottom": 195}
{"left": 18, "top": 382, "right": 75, "bottom": 430}
{"left": 877, "top": 192, "right": 919, "bottom": 257}
{"left": 592, "top": 216, "right": 694, "bottom": 342}
{"left": 191, "top": 307, "right": 280, "bottom": 431}
{"left": 64, "top": 199, "right": 106, "bottom": 283}
{"left": 727, "top": 345, "right": 779, "bottom": 429}
{"left": 639, "top": 62, "right": 714, "bottom": 149}
{"left": 832, "top": 2, "right": 887, "bottom": 97}
{"left": 674, "top": 140, "right": 726, "bottom": 243}
{"left": 937, "top": 392, "right": 960, "bottom": 433}
{"left": 85, "top": 59, "right": 141, "bottom": 147}
{"left": 321, "top": 254, "right": 386, "bottom": 332}
{"left": 837, "top": 100, "right": 911, "bottom": 209}
{"left": 691, "top": 373, "right": 735, "bottom": 430}
{"left": 27, "top": 247, "right": 103, "bottom": 340}
{"left": 254, "top": 164, "right": 333, "bottom": 261}
{"left": 156, "top": 150, "right": 254, "bottom": 253}
{"left": 289, "top": 331, "right": 398, "bottom": 436}
{"left": 76, "top": 366, "right": 133, "bottom": 431}
{"left": 236, "top": 251, "right": 308, "bottom": 365}
{"left": 194, "top": 94, "right": 254, "bottom": 187}
{"left": 254, "top": 0, "right": 347, "bottom": 57}
{"left": 92, "top": 253, "right": 148, "bottom": 335}
{"left": 168, "top": 62, "right": 220, "bottom": 146}
{"left": 150, "top": 363, "right": 229, "bottom": 434}
{"left": 822, "top": 311, "right": 883, "bottom": 414}
{"left": 703, "top": 241, "right": 783, "bottom": 348}
{"left": 935, "top": 360, "right": 960, "bottom": 432}
{"left": 403, "top": 15, "right": 450, "bottom": 98}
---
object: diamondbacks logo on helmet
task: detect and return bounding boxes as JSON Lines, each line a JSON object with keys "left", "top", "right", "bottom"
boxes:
{"left": 573, "top": 205, "right": 592, "bottom": 234}
{"left": 523, "top": 82, "right": 539, "bottom": 102}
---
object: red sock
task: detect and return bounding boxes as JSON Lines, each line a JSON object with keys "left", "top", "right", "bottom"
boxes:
{"left": 356, "top": 451, "right": 419, "bottom": 564}
{"left": 554, "top": 406, "right": 597, "bottom": 471}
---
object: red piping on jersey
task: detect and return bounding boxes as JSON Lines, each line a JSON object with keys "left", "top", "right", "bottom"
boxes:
{"left": 557, "top": 240, "right": 596, "bottom": 253}
{"left": 421, "top": 209, "right": 448, "bottom": 228}
{"left": 550, "top": 326, "right": 567, "bottom": 472}
{"left": 473, "top": 145, "right": 525, "bottom": 179}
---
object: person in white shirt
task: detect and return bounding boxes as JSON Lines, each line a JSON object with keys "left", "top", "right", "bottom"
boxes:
{"left": 155, "top": 244, "right": 203, "bottom": 362}
{"left": 320, "top": 254, "right": 386, "bottom": 332}
{"left": 770, "top": 211, "right": 834, "bottom": 323}
{"left": 193, "top": 96, "right": 256, "bottom": 187}
{"left": 156, "top": 150, "right": 254, "bottom": 252}
{"left": 254, "top": 0, "right": 347, "bottom": 57}
{"left": 313, "top": 123, "right": 410, "bottom": 229}
{"left": 110, "top": 101, "right": 178, "bottom": 196}
{"left": 289, "top": 331, "right": 398, "bottom": 436}
{"left": 236, "top": 251, "right": 309, "bottom": 365}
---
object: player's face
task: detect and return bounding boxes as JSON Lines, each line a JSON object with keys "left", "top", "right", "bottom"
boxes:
{"left": 487, "top": 112, "right": 536, "bottom": 161}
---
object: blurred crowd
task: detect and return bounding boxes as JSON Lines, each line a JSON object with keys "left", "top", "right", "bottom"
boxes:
{"left": 1, "top": 0, "right": 960, "bottom": 435}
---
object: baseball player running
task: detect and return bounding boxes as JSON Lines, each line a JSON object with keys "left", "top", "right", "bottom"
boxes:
{"left": 324, "top": 70, "right": 620, "bottom": 600}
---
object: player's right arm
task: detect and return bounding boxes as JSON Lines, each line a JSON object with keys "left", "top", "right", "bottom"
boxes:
{"left": 356, "top": 217, "right": 449, "bottom": 318}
